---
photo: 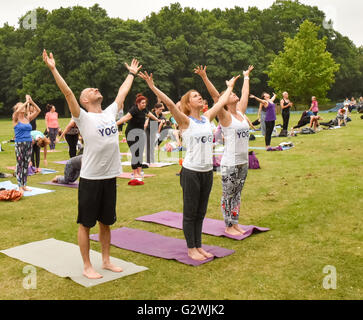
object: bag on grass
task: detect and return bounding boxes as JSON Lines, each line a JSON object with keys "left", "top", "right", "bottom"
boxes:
{"left": 248, "top": 151, "right": 260, "bottom": 169}
{"left": 301, "top": 127, "right": 315, "bottom": 134}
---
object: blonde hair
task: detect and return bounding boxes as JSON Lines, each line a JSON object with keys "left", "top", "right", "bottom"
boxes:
{"left": 12, "top": 102, "right": 27, "bottom": 122}
{"left": 180, "top": 90, "right": 199, "bottom": 116}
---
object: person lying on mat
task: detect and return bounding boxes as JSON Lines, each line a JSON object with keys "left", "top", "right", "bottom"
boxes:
{"left": 139, "top": 69, "right": 240, "bottom": 261}
{"left": 194, "top": 65, "right": 254, "bottom": 236}
{"left": 43, "top": 49, "right": 141, "bottom": 279}
{"left": 52, "top": 155, "right": 82, "bottom": 184}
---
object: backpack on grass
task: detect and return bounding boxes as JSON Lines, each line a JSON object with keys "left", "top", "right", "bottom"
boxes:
{"left": 248, "top": 151, "right": 260, "bottom": 169}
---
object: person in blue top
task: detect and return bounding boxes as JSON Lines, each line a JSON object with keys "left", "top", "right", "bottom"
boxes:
{"left": 12, "top": 95, "right": 41, "bottom": 192}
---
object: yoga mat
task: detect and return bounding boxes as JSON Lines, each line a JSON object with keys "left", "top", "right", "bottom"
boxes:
{"left": 248, "top": 146, "right": 266, "bottom": 150}
{"left": 149, "top": 162, "right": 176, "bottom": 168}
{"left": 54, "top": 160, "right": 68, "bottom": 165}
{"left": 0, "top": 238, "right": 148, "bottom": 288}
{"left": 90, "top": 227, "right": 234, "bottom": 266}
{"left": 136, "top": 211, "right": 270, "bottom": 241}
{"left": 0, "top": 181, "right": 55, "bottom": 197}
{"left": 39, "top": 181, "right": 79, "bottom": 188}
{"left": 6, "top": 166, "right": 57, "bottom": 175}
{"left": 118, "top": 173, "right": 155, "bottom": 179}
{"left": 121, "top": 161, "right": 175, "bottom": 168}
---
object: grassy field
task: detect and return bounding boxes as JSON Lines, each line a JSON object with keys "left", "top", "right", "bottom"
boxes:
{"left": 0, "top": 112, "right": 362, "bottom": 300}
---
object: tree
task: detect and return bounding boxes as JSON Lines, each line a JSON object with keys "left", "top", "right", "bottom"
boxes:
{"left": 266, "top": 20, "right": 340, "bottom": 104}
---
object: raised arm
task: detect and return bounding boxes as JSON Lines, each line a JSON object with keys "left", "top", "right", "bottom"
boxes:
{"left": 237, "top": 65, "right": 254, "bottom": 115}
{"left": 204, "top": 75, "right": 241, "bottom": 122}
{"left": 250, "top": 94, "right": 268, "bottom": 107}
{"left": 115, "top": 59, "right": 142, "bottom": 111}
{"left": 138, "top": 71, "right": 190, "bottom": 129}
{"left": 26, "top": 95, "right": 41, "bottom": 122}
{"left": 194, "top": 65, "right": 220, "bottom": 103}
{"left": 43, "top": 50, "right": 80, "bottom": 118}
{"left": 270, "top": 93, "right": 277, "bottom": 102}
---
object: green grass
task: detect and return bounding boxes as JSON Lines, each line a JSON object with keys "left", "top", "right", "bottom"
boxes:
{"left": 0, "top": 113, "right": 362, "bottom": 300}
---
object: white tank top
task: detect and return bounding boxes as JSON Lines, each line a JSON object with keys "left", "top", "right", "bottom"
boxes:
{"left": 182, "top": 116, "right": 214, "bottom": 172}
{"left": 220, "top": 111, "right": 250, "bottom": 166}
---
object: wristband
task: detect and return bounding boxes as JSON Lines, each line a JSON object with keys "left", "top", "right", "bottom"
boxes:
{"left": 244, "top": 76, "right": 250, "bottom": 80}
{"left": 129, "top": 72, "right": 136, "bottom": 77}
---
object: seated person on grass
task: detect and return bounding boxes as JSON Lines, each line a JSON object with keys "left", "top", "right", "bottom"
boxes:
{"left": 320, "top": 108, "right": 347, "bottom": 128}
{"left": 52, "top": 155, "right": 82, "bottom": 184}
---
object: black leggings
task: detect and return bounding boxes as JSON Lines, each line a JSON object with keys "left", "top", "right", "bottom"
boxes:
{"left": 180, "top": 167, "right": 213, "bottom": 248}
{"left": 31, "top": 143, "right": 40, "bottom": 168}
{"left": 293, "top": 117, "right": 310, "bottom": 129}
{"left": 265, "top": 120, "right": 275, "bottom": 147}
{"left": 65, "top": 134, "right": 79, "bottom": 158}
{"left": 282, "top": 109, "right": 290, "bottom": 131}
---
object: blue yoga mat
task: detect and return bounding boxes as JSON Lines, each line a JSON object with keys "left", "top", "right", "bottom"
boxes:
{"left": 0, "top": 180, "right": 55, "bottom": 197}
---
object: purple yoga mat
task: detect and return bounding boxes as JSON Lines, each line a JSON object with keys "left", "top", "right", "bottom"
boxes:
{"left": 39, "top": 181, "right": 79, "bottom": 188}
{"left": 90, "top": 227, "right": 234, "bottom": 266}
{"left": 136, "top": 211, "right": 270, "bottom": 240}
{"left": 54, "top": 160, "right": 68, "bottom": 165}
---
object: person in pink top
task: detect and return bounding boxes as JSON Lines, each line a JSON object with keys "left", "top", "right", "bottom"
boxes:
{"left": 309, "top": 96, "right": 319, "bottom": 115}
{"left": 45, "top": 104, "right": 59, "bottom": 151}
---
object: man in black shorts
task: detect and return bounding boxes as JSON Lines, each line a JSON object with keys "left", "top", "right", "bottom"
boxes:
{"left": 43, "top": 49, "right": 142, "bottom": 279}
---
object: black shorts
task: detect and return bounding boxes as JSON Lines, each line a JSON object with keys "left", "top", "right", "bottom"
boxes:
{"left": 77, "top": 177, "right": 117, "bottom": 228}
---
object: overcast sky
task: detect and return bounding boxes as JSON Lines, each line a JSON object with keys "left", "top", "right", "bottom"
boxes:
{"left": 1, "top": 0, "right": 362, "bottom": 46}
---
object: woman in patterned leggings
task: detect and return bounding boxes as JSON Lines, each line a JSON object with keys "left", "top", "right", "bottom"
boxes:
{"left": 12, "top": 95, "right": 41, "bottom": 192}
{"left": 195, "top": 65, "right": 253, "bottom": 236}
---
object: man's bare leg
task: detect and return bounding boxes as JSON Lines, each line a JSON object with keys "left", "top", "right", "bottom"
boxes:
{"left": 78, "top": 224, "right": 103, "bottom": 279}
{"left": 99, "top": 222, "right": 123, "bottom": 272}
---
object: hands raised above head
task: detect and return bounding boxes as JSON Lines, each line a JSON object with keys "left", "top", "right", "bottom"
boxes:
{"left": 42, "top": 49, "right": 56, "bottom": 70}
{"left": 125, "top": 58, "right": 142, "bottom": 75}
{"left": 243, "top": 65, "right": 254, "bottom": 77}
{"left": 138, "top": 71, "right": 154, "bottom": 87}
{"left": 226, "top": 75, "right": 241, "bottom": 88}
{"left": 193, "top": 65, "right": 207, "bottom": 78}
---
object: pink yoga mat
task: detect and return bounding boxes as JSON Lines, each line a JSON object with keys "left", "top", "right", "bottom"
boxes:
{"left": 136, "top": 211, "right": 270, "bottom": 240}
{"left": 90, "top": 227, "right": 234, "bottom": 266}
{"left": 38, "top": 181, "right": 79, "bottom": 188}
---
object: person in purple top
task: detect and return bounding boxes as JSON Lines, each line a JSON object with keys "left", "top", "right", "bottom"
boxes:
{"left": 250, "top": 92, "right": 277, "bottom": 150}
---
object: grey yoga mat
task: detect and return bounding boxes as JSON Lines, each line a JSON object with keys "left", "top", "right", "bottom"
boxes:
{"left": 0, "top": 238, "right": 148, "bottom": 287}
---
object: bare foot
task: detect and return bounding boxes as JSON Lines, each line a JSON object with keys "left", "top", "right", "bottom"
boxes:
{"left": 102, "top": 262, "right": 123, "bottom": 273}
{"left": 197, "top": 248, "right": 214, "bottom": 259}
{"left": 225, "top": 227, "right": 242, "bottom": 236}
{"left": 83, "top": 267, "right": 103, "bottom": 279}
{"left": 233, "top": 224, "right": 246, "bottom": 235}
{"left": 188, "top": 248, "right": 206, "bottom": 261}
{"left": 20, "top": 186, "right": 32, "bottom": 192}
{"left": 52, "top": 176, "right": 60, "bottom": 183}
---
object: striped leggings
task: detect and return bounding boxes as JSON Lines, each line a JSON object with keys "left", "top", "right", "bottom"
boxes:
{"left": 15, "top": 141, "right": 32, "bottom": 187}
{"left": 221, "top": 164, "right": 248, "bottom": 227}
